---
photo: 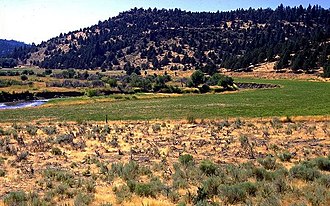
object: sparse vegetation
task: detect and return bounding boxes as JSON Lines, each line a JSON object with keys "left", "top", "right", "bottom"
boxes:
{"left": 0, "top": 120, "right": 329, "bottom": 205}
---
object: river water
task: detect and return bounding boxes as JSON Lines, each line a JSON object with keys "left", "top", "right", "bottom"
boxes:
{"left": 0, "top": 99, "right": 48, "bottom": 110}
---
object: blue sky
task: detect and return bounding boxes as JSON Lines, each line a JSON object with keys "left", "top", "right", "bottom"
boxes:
{"left": 0, "top": 0, "right": 329, "bottom": 44}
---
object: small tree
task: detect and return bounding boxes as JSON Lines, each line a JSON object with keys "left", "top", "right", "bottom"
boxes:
{"left": 20, "top": 75, "right": 28, "bottom": 81}
{"left": 323, "top": 63, "right": 330, "bottom": 78}
{"left": 191, "top": 70, "right": 205, "bottom": 87}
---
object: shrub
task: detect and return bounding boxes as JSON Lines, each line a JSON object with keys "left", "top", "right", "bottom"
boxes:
{"left": 313, "top": 157, "right": 330, "bottom": 171}
{"left": 43, "top": 168, "right": 75, "bottom": 185}
{"left": 278, "top": 151, "right": 292, "bottom": 162}
{"left": 239, "top": 182, "right": 257, "bottom": 196}
{"left": 4, "top": 191, "right": 27, "bottom": 206}
{"left": 179, "top": 154, "right": 194, "bottom": 167}
{"left": 26, "top": 125, "right": 38, "bottom": 135}
{"left": 194, "top": 187, "right": 208, "bottom": 204}
{"left": 191, "top": 70, "right": 205, "bottom": 86}
{"left": 270, "top": 117, "right": 282, "bottom": 129}
{"left": 55, "top": 183, "right": 68, "bottom": 195}
{"left": 45, "top": 69, "right": 52, "bottom": 75}
{"left": 199, "top": 160, "right": 217, "bottom": 176}
{"left": 202, "top": 176, "right": 223, "bottom": 197}
{"left": 107, "top": 78, "right": 118, "bottom": 87}
{"left": 199, "top": 84, "right": 210, "bottom": 93}
{"left": 51, "top": 147, "right": 62, "bottom": 155}
{"left": 152, "top": 123, "right": 161, "bottom": 132}
{"left": 172, "top": 164, "right": 189, "bottom": 189}
{"left": 258, "top": 156, "right": 277, "bottom": 170}
{"left": 233, "top": 118, "right": 243, "bottom": 128}
{"left": 134, "top": 183, "right": 155, "bottom": 197}
{"left": 85, "top": 89, "right": 100, "bottom": 97}
{"left": 20, "top": 75, "right": 28, "bottom": 81}
{"left": 304, "top": 185, "right": 327, "bottom": 206}
{"left": 219, "top": 184, "right": 247, "bottom": 205}
{"left": 273, "top": 177, "right": 287, "bottom": 194}
{"left": 168, "top": 190, "right": 180, "bottom": 203}
{"left": 85, "top": 179, "right": 96, "bottom": 193}
{"left": 74, "top": 193, "right": 93, "bottom": 206}
{"left": 0, "top": 169, "right": 5, "bottom": 177}
{"left": 55, "top": 134, "right": 74, "bottom": 144}
{"left": 112, "top": 185, "right": 132, "bottom": 203}
{"left": 110, "top": 161, "right": 144, "bottom": 181}
{"left": 16, "top": 151, "right": 29, "bottom": 161}
{"left": 290, "top": 165, "right": 321, "bottom": 181}
{"left": 42, "top": 126, "right": 57, "bottom": 135}
{"left": 259, "top": 195, "right": 281, "bottom": 206}
{"left": 318, "top": 175, "right": 330, "bottom": 188}
{"left": 226, "top": 164, "right": 249, "bottom": 183}
{"left": 187, "top": 115, "right": 196, "bottom": 124}
{"left": 253, "top": 167, "right": 274, "bottom": 181}
{"left": 323, "top": 63, "right": 330, "bottom": 78}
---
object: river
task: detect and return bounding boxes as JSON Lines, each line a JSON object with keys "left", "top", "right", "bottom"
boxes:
{"left": 0, "top": 99, "right": 48, "bottom": 110}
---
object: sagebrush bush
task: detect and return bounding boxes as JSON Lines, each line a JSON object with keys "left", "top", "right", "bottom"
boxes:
{"left": 4, "top": 191, "right": 27, "bottom": 206}
{"left": 253, "top": 167, "right": 274, "bottom": 181}
{"left": 73, "top": 193, "right": 93, "bottom": 206}
{"left": 0, "top": 169, "right": 6, "bottom": 177}
{"left": 219, "top": 184, "right": 247, "bottom": 204}
{"left": 179, "top": 154, "right": 194, "bottom": 167}
{"left": 258, "top": 156, "right": 277, "bottom": 170}
{"left": 313, "top": 157, "right": 330, "bottom": 171}
{"left": 201, "top": 176, "right": 223, "bottom": 197}
{"left": 51, "top": 147, "right": 62, "bottom": 155}
{"left": 113, "top": 185, "right": 132, "bottom": 203}
{"left": 278, "top": 151, "right": 293, "bottom": 162}
{"left": 317, "top": 175, "right": 330, "bottom": 188}
{"left": 42, "top": 126, "right": 57, "bottom": 135}
{"left": 290, "top": 165, "right": 321, "bottom": 181}
{"left": 199, "top": 160, "right": 217, "bottom": 176}
{"left": 134, "top": 183, "right": 155, "bottom": 197}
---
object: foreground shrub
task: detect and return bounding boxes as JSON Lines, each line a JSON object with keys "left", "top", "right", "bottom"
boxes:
{"left": 278, "top": 151, "right": 293, "bottom": 162}
{"left": 313, "top": 157, "right": 330, "bottom": 171}
{"left": 318, "top": 175, "right": 330, "bottom": 188}
{"left": 199, "top": 160, "right": 217, "bottom": 176}
{"left": 259, "top": 195, "right": 281, "bottom": 206}
{"left": 290, "top": 165, "right": 321, "bottom": 181}
{"left": 112, "top": 185, "right": 132, "bottom": 203}
{"left": 4, "top": 191, "right": 27, "bottom": 206}
{"left": 258, "top": 156, "right": 277, "bottom": 170}
{"left": 201, "top": 176, "right": 223, "bottom": 197}
{"left": 73, "top": 193, "right": 93, "bottom": 206}
{"left": 219, "top": 184, "right": 247, "bottom": 204}
{"left": 179, "top": 154, "right": 194, "bottom": 167}
{"left": 134, "top": 183, "right": 155, "bottom": 197}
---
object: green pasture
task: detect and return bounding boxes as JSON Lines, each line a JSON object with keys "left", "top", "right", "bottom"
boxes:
{"left": 0, "top": 78, "right": 329, "bottom": 122}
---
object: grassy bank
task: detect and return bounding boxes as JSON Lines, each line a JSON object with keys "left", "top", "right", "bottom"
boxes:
{"left": 0, "top": 79, "right": 329, "bottom": 122}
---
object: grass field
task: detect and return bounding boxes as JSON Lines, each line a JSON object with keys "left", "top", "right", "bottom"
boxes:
{"left": 0, "top": 78, "right": 329, "bottom": 122}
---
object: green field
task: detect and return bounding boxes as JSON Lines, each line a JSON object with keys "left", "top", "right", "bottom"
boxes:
{"left": 0, "top": 78, "right": 329, "bottom": 122}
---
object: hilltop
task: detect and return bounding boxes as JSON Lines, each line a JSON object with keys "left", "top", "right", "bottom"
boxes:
{"left": 0, "top": 39, "right": 27, "bottom": 58}
{"left": 9, "top": 5, "right": 330, "bottom": 75}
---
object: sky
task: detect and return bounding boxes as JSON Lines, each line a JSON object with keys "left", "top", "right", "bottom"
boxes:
{"left": 0, "top": 0, "right": 329, "bottom": 44}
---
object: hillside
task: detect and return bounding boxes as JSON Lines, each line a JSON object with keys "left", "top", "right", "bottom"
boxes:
{"left": 0, "top": 39, "right": 27, "bottom": 57}
{"left": 11, "top": 4, "right": 330, "bottom": 74}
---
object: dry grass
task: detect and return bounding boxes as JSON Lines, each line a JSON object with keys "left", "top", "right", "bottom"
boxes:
{"left": 0, "top": 118, "right": 329, "bottom": 205}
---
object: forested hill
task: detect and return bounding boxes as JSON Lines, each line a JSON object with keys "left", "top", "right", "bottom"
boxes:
{"left": 0, "top": 39, "right": 27, "bottom": 57}
{"left": 10, "top": 4, "right": 330, "bottom": 73}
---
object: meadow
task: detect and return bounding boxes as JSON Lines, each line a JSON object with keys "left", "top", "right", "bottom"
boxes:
{"left": 0, "top": 78, "right": 329, "bottom": 122}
